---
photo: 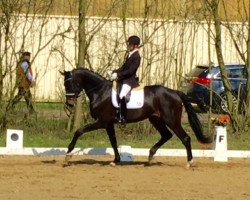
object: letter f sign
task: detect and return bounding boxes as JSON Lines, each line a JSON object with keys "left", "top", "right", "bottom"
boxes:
{"left": 219, "top": 135, "right": 224, "bottom": 142}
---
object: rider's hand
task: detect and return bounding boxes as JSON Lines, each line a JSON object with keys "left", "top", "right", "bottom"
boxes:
{"left": 107, "top": 71, "right": 113, "bottom": 77}
{"left": 30, "top": 80, "right": 36, "bottom": 88}
{"left": 110, "top": 73, "right": 117, "bottom": 81}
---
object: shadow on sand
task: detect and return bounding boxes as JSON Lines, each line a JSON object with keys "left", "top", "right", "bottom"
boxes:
{"left": 42, "top": 158, "right": 164, "bottom": 167}
{"left": 66, "top": 159, "right": 164, "bottom": 167}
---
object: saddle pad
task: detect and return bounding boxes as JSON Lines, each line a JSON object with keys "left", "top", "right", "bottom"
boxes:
{"left": 112, "top": 88, "right": 144, "bottom": 109}
{"left": 112, "top": 81, "right": 144, "bottom": 92}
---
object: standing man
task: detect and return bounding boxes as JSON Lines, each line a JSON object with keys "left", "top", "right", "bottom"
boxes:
{"left": 110, "top": 35, "right": 141, "bottom": 125}
{"left": 11, "top": 51, "right": 36, "bottom": 114}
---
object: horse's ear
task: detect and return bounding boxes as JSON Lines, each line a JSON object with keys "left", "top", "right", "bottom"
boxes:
{"left": 59, "top": 70, "right": 65, "bottom": 75}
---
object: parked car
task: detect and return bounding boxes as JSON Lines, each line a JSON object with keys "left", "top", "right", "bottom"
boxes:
{"left": 181, "top": 64, "right": 247, "bottom": 113}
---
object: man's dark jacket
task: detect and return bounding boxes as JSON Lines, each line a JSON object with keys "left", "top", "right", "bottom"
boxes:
{"left": 113, "top": 50, "right": 141, "bottom": 88}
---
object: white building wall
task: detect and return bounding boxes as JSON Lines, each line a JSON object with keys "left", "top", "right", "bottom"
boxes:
{"left": 1, "top": 15, "right": 247, "bottom": 101}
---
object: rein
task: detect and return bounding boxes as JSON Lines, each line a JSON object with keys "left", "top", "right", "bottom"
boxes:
{"left": 64, "top": 75, "right": 107, "bottom": 98}
{"left": 84, "top": 82, "right": 106, "bottom": 95}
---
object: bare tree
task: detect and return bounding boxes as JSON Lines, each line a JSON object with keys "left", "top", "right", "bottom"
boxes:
{"left": 220, "top": 0, "right": 250, "bottom": 127}
{"left": 202, "top": 0, "right": 249, "bottom": 132}
{"left": 247, "top": 1, "right": 250, "bottom": 123}
{"left": 0, "top": 0, "right": 72, "bottom": 131}
{"left": 72, "top": 0, "right": 87, "bottom": 131}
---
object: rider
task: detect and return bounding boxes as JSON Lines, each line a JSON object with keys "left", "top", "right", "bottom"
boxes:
{"left": 110, "top": 35, "right": 141, "bottom": 125}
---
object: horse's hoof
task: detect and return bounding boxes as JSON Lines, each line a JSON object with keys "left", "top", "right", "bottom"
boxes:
{"left": 62, "top": 160, "right": 70, "bottom": 167}
{"left": 148, "top": 155, "right": 154, "bottom": 164}
{"left": 65, "top": 153, "right": 73, "bottom": 162}
{"left": 109, "top": 162, "right": 116, "bottom": 167}
{"left": 186, "top": 159, "right": 194, "bottom": 169}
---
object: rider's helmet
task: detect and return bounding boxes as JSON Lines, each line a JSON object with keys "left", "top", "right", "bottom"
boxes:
{"left": 127, "top": 35, "right": 140, "bottom": 46}
{"left": 22, "top": 51, "right": 31, "bottom": 57}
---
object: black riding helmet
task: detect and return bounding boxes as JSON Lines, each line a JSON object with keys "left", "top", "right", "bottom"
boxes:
{"left": 127, "top": 35, "right": 140, "bottom": 46}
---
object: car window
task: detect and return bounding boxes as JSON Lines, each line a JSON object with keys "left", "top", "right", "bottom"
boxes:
{"left": 227, "top": 68, "right": 246, "bottom": 79}
{"left": 189, "top": 66, "right": 208, "bottom": 77}
{"left": 216, "top": 65, "right": 246, "bottom": 79}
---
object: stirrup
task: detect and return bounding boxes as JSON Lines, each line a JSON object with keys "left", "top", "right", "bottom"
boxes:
{"left": 119, "top": 117, "right": 126, "bottom": 128}
{"left": 120, "top": 117, "right": 126, "bottom": 124}
{"left": 116, "top": 114, "right": 126, "bottom": 127}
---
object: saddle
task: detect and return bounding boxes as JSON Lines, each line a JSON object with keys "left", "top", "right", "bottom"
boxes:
{"left": 111, "top": 82, "right": 144, "bottom": 109}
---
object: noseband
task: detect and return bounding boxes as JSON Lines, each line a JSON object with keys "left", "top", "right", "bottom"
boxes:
{"left": 64, "top": 74, "right": 82, "bottom": 98}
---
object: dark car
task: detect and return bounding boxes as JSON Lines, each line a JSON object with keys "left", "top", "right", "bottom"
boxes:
{"left": 181, "top": 64, "right": 247, "bottom": 113}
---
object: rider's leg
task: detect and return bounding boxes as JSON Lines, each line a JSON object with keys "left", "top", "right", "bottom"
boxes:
{"left": 120, "top": 97, "right": 127, "bottom": 124}
{"left": 118, "top": 84, "right": 131, "bottom": 124}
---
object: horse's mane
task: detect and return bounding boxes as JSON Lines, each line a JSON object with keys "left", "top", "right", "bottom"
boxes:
{"left": 74, "top": 68, "right": 108, "bottom": 84}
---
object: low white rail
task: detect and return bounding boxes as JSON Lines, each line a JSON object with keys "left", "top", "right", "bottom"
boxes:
{"left": 2, "top": 128, "right": 250, "bottom": 160}
{"left": 0, "top": 147, "right": 250, "bottom": 158}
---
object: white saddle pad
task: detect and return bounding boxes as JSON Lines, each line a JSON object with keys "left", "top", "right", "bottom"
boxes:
{"left": 112, "top": 88, "right": 144, "bottom": 109}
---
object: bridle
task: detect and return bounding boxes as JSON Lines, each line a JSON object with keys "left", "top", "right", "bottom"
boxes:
{"left": 64, "top": 73, "right": 82, "bottom": 98}
{"left": 64, "top": 71, "right": 108, "bottom": 99}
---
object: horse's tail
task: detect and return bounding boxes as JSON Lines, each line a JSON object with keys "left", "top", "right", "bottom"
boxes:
{"left": 176, "top": 91, "right": 213, "bottom": 144}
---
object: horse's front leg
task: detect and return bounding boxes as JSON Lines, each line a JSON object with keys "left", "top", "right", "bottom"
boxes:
{"left": 65, "top": 120, "right": 104, "bottom": 161}
{"left": 106, "top": 123, "right": 120, "bottom": 164}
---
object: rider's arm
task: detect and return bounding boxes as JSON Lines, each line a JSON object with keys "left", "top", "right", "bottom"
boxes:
{"left": 20, "top": 61, "right": 34, "bottom": 82}
{"left": 117, "top": 56, "right": 141, "bottom": 80}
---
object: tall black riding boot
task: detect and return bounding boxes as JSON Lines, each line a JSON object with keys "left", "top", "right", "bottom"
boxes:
{"left": 119, "top": 97, "right": 127, "bottom": 126}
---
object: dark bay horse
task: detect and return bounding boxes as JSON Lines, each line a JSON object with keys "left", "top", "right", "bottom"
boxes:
{"left": 61, "top": 68, "right": 212, "bottom": 167}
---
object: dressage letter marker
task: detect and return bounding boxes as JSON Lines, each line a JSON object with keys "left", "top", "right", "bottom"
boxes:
{"left": 213, "top": 126, "right": 228, "bottom": 162}
{"left": 6, "top": 129, "right": 23, "bottom": 149}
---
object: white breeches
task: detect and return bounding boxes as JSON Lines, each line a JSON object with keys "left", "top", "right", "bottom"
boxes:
{"left": 119, "top": 84, "right": 131, "bottom": 99}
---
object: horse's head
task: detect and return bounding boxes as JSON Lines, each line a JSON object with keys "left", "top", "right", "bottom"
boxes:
{"left": 60, "top": 70, "right": 82, "bottom": 107}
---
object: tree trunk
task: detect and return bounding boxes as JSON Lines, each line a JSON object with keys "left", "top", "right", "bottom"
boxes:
{"left": 211, "top": 0, "right": 239, "bottom": 131}
{"left": 207, "top": 17, "right": 213, "bottom": 134}
{"left": 73, "top": 0, "right": 86, "bottom": 131}
{"left": 0, "top": 32, "right": 2, "bottom": 101}
{"left": 246, "top": 3, "right": 250, "bottom": 124}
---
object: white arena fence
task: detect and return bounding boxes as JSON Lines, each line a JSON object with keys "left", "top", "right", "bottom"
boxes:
{"left": 1, "top": 128, "right": 250, "bottom": 162}
{"left": 0, "top": 147, "right": 250, "bottom": 159}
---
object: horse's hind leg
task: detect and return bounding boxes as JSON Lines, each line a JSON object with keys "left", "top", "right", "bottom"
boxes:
{"left": 148, "top": 116, "right": 173, "bottom": 163}
{"left": 171, "top": 125, "right": 193, "bottom": 167}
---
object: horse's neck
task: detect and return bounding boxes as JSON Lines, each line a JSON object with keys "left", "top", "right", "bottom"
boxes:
{"left": 78, "top": 71, "right": 109, "bottom": 100}
{"left": 83, "top": 78, "right": 105, "bottom": 91}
